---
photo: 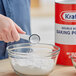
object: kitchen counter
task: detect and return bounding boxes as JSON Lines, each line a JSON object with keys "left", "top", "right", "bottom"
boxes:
{"left": 0, "top": 59, "right": 75, "bottom": 76}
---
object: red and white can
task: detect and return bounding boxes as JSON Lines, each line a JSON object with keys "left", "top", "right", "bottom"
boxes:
{"left": 55, "top": 0, "right": 76, "bottom": 66}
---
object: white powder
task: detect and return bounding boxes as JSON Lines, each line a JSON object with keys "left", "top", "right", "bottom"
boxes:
{"left": 11, "top": 54, "right": 55, "bottom": 75}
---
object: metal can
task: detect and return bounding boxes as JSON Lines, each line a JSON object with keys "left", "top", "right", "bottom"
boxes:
{"left": 55, "top": 0, "right": 76, "bottom": 65}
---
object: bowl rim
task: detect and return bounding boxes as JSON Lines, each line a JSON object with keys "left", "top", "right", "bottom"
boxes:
{"left": 7, "top": 43, "right": 60, "bottom": 56}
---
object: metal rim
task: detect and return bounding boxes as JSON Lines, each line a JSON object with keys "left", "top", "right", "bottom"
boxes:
{"left": 29, "top": 34, "right": 40, "bottom": 43}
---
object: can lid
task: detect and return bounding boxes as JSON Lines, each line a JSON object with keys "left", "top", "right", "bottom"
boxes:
{"left": 55, "top": 0, "right": 76, "bottom": 4}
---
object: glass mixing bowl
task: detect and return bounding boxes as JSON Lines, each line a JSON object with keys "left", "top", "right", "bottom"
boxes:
{"left": 7, "top": 43, "right": 60, "bottom": 76}
{"left": 71, "top": 56, "right": 76, "bottom": 68}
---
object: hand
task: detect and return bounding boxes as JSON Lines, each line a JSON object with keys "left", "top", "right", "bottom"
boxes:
{"left": 0, "top": 14, "right": 25, "bottom": 43}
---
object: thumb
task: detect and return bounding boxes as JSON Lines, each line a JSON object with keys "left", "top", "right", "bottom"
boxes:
{"left": 15, "top": 23, "right": 26, "bottom": 34}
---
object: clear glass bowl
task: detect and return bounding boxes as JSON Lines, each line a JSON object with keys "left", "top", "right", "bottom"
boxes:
{"left": 71, "top": 56, "right": 76, "bottom": 68}
{"left": 7, "top": 43, "right": 60, "bottom": 76}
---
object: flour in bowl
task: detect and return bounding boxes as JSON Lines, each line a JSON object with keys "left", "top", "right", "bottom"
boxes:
{"left": 11, "top": 54, "right": 55, "bottom": 75}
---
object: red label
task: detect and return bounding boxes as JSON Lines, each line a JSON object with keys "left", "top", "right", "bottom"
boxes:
{"left": 56, "top": 43, "right": 76, "bottom": 66}
{"left": 60, "top": 11, "right": 76, "bottom": 22}
{"left": 55, "top": 3, "right": 76, "bottom": 25}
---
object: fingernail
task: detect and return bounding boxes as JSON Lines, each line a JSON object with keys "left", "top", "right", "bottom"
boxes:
{"left": 11, "top": 41, "right": 14, "bottom": 43}
{"left": 16, "top": 38, "right": 20, "bottom": 41}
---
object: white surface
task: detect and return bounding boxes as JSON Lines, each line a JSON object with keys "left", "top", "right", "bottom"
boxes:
{"left": 31, "top": 17, "right": 55, "bottom": 44}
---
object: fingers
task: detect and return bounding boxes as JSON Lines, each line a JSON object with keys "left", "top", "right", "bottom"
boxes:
{"left": 14, "top": 23, "right": 25, "bottom": 34}
{"left": 0, "top": 25, "right": 21, "bottom": 42}
{"left": 1, "top": 29, "right": 14, "bottom": 43}
{"left": 0, "top": 28, "right": 20, "bottom": 43}
{"left": 0, "top": 16, "right": 25, "bottom": 42}
{"left": 1, "top": 33, "right": 9, "bottom": 43}
{"left": 11, "top": 26, "right": 20, "bottom": 41}
{"left": 6, "top": 31, "right": 14, "bottom": 42}
{"left": 0, "top": 28, "right": 16, "bottom": 43}
{"left": 7, "top": 18, "right": 20, "bottom": 42}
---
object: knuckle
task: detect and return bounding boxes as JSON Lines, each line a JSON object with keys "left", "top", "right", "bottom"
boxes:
{"left": 2, "top": 28, "right": 8, "bottom": 33}
{"left": 7, "top": 17, "right": 12, "bottom": 21}
{"left": 11, "top": 40, "right": 14, "bottom": 42}
{"left": 11, "top": 39, "right": 14, "bottom": 42}
{"left": 10, "top": 39, "right": 14, "bottom": 42}
{"left": 7, "top": 17, "right": 13, "bottom": 23}
{"left": 16, "top": 37, "right": 20, "bottom": 41}
{"left": 7, "top": 17, "right": 13, "bottom": 24}
{"left": 8, "top": 38, "right": 14, "bottom": 42}
{"left": 5, "top": 40, "right": 9, "bottom": 43}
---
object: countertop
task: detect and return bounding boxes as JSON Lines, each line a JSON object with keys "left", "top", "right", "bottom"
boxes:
{"left": 0, "top": 59, "right": 75, "bottom": 76}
